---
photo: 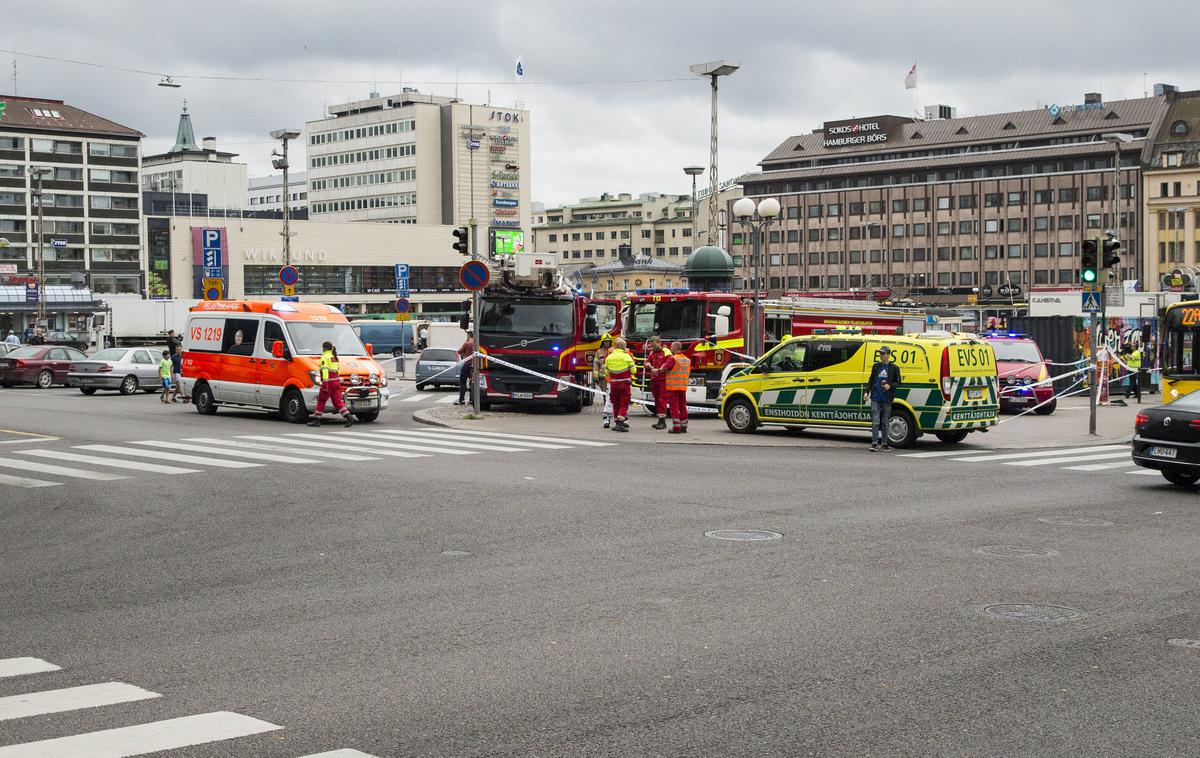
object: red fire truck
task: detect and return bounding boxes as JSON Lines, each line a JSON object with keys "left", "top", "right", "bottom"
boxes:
{"left": 620, "top": 289, "right": 936, "bottom": 410}
{"left": 476, "top": 255, "right": 619, "bottom": 412}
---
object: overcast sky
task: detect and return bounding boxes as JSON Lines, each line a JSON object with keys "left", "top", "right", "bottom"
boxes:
{"left": 6, "top": 0, "right": 1198, "bottom": 207}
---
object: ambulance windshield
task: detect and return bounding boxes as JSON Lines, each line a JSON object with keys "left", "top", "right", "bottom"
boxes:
{"left": 286, "top": 322, "right": 368, "bottom": 356}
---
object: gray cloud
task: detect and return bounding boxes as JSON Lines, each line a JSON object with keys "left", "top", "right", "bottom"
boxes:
{"left": 6, "top": 0, "right": 1197, "bottom": 206}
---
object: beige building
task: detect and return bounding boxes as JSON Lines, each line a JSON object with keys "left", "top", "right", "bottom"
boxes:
{"left": 531, "top": 185, "right": 742, "bottom": 266}
{"left": 159, "top": 216, "right": 469, "bottom": 317}
{"left": 305, "top": 90, "right": 531, "bottom": 236}
{"left": 1143, "top": 88, "right": 1200, "bottom": 290}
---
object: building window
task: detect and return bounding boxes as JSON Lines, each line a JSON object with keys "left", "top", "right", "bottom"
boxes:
{"left": 1058, "top": 242, "right": 1075, "bottom": 257}
{"left": 912, "top": 197, "right": 928, "bottom": 212}
{"left": 1033, "top": 190, "right": 1052, "bottom": 204}
{"left": 985, "top": 245, "right": 999, "bottom": 259}
{"left": 826, "top": 203, "right": 840, "bottom": 216}
{"left": 891, "top": 249, "right": 907, "bottom": 262}
{"left": 1034, "top": 243, "right": 1049, "bottom": 258}
{"left": 786, "top": 206, "right": 800, "bottom": 219}
{"left": 1086, "top": 213, "right": 1102, "bottom": 229}
{"left": 937, "top": 221, "right": 951, "bottom": 235}
{"left": 1007, "top": 244, "right": 1023, "bottom": 258}
{"left": 984, "top": 219, "right": 999, "bottom": 233}
{"left": 936, "top": 197, "right": 952, "bottom": 210}
{"left": 1058, "top": 188, "right": 1076, "bottom": 203}
{"left": 1034, "top": 217, "right": 1050, "bottom": 231}
{"left": 1086, "top": 186, "right": 1106, "bottom": 201}
{"left": 849, "top": 202, "right": 864, "bottom": 215}
{"left": 869, "top": 250, "right": 882, "bottom": 263}
{"left": 869, "top": 200, "right": 883, "bottom": 214}
{"left": 912, "top": 223, "right": 927, "bottom": 236}
{"left": 959, "top": 195, "right": 977, "bottom": 209}
{"left": 808, "top": 252, "right": 822, "bottom": 264}
{"left": 958, "top": 246, "right": 974, "bottom": 260}
{"left": 936, "top": 247, "right": 951, "bottom": 261}
{"left": 891, "top": 199, "right": 908, "bottom": 213}
{"left": 787, "top": 230, "right": 799, "bottom": 243}
{"left": 1007, "top": 191, "right": 1025, "bottom": 206}
{"left": 1006, "top": 218, "right": 1023, "bottom": 232}
{"left": 787, "top": 253, "right": 799, "bottom": 265}
{"left": 849, "top": 250, "right": 862, "bottom": 264}
{"left": 808, "top": 229, "right": 822, "bottom": 242}
{"left": 827, "top": 251, "right": 840, "bottom": 264}
{"left": 1165, "top": 153, "right": 1183, "bottom": 168}
{"left": 808, "top": 205, "right": 822, "bottom": 218}
{"left": 984, "top": 193, "right": 1002, "bottom": 208}
{"left": 958, "top": 271, "right": 974, "bottom": 286}
{"left": 1058, "top": 216, "right": 1074, "bottom": 230}
{"left": 959, "top": 220, "right": 976, "bottom": 234}
{"left": 827, "top": 228, "right": 842, "bottom": 241}
{"left": 892, "top": 224, "right": 906, "bottom": 238}
{"left": 1058, "top": 269, "right": 1075, "bottom": 284}
{"left": 1171, "top": 120, "right": 1190, "bottom": 137}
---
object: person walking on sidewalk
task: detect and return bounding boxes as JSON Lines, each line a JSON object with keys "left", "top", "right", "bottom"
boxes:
{"left": 604, "top": 338, "right": 637, "bottom": 432}
{"left": 644, "top": 335, "right": 672, "bottom": 430}
{"left": 664, "top": 340, "right": 692, "bottom": 434}
{"left": 867, "top": 346, "right": 901, "bottom": 451}
{"left": 455, "top": 330, "right": 475, "bottom": 406}
{"left": 593, "top": 335, "right": 613, "bottom": 428}
{"left": 307, "top": 341, "right": 355, "bottom": 427}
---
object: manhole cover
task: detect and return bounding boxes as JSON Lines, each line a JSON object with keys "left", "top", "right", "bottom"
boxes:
{"left": 1037, "top": 516, "right": 1114, "bottom": 527}
{"left": 704, "top": 530, "right": 783, "bottom": 542}
{"left": 973, "top": 545, "right": 1059, "bottom": 558}
{"left": 980, "top": 603, "right": 1086, "bottom": 623}
{"left": 1167, "top": 638, "right": 1200, "bottom": 650}
{"left": 440, "top": 550, "right": 472, "bottom": 557}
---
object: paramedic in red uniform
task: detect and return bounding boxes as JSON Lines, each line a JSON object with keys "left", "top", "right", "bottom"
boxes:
{"left": 644, "top": 335, "right": 672, "bottom": 430}
{"left": 665, "top": 340, "right": 692, "bottom": 434}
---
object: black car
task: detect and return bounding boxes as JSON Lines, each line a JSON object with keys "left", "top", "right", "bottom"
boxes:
{"left": 1132, "top": 391, "right": 1200, "bottom": 487}
{"left": 39, "top": 331, "right": 89, "bottom": 351}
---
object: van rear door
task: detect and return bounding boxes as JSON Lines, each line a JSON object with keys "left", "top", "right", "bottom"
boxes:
{"left": 945, "top": 341, "right": 998, "bottom": 405}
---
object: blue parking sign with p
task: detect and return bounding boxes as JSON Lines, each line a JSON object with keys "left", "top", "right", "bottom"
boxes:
{"left": 202, "top": 229, "right": 223, "bottom": 268}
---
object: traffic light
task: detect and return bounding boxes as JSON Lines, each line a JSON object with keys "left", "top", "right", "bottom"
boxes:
{"left": 1080, "top": 238, "right": 1099, "bottom": 284}
{"left": 1102, "top": 235, "right": 1122, "bottom": 273}
{"left": 452, "top": 226, "right": 469, "bottom": 256}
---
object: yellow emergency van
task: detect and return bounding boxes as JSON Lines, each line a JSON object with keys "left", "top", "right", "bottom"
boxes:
{"left": 718, "top": 332, "right": 998, "bottom": 447}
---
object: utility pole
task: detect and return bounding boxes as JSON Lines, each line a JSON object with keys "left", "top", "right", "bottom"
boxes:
{"left": 30, "top": 167, "right": 50, "bottom": 328}
{"left": 470, "top": 219, "right": 481, "bottom": 415}
{"left": 270, "top": 129, "right": 301, "bottom": 269}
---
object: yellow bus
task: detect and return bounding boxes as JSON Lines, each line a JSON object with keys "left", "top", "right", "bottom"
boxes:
{"left": 1161, "top": 300, "right": 1200, "bottom": 402}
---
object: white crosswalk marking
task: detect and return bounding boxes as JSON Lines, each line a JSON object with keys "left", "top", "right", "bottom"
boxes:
{"left": 250, "top": 434, "right": 431, "bottom": 459}
{"left": 949, "top": 445, "right": 1128, "bottom": 463}
{"left": 401, "top": 394, "right": 429, "bottom": 402}
{"left": 430, "top": 428, "right": 618, "bottom": 447}
{"left": 0, "top": 682, "right": 159, "bottom": 722}
{"left": 0, "top": 458, "right": 128, "bottom": 482}
{"left": 435, "top": 394, "right": 461, "bottom": 404}
{"left": 1064, "top": 460, "right": 1144, "bottom": 472}
{"left": 0, "top": 472, "right": 58, "bottom": 488}
{"left": 16, "top": 450, "right": 199, "bottom": 475}
{"left": 1128, "top": 469, "right": 1161, "bottom": 475}
{"left": 128, "top": 440, "right": 324, "bottom": 465}
{"left": 334, "top": 430, "right": 528, "bottom": 453}
{"left": 1006, "top": 451, "right": 1132, "bottom": 467}
{"left": 899, "top": 449, "right": 995, "bottom": 458}
{"left": 183, "top": 437, "right": 381, "bottom": 462}
{"left": 0, "top": 710, "right": 281, "bottom": 757}
{"left": 297, "top": 751, "right": 380, "bottom": 758}
{"left": 285, "top": 432, "right": 473, "bottom": 456}
{"left": 0, "top": 658, "right": 60, "bottom": 679}
{"left": 74, "top": 445, "right": 262, "bottom": 469}
{"left": 372, "top": 429, "right": 570, "bottom": 450}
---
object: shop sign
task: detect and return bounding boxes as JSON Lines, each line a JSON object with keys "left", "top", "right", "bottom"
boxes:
{"left": 490, "top": 180, "right": 519, "bottom": 189}
{"left": 492, "top": 170, "right": 519, "bottom": 180}
{"left": 492, "top": 208, "right": 519, "bottom": 216}
{"left": 491, "top": 218, "right": 521, "bottom": 228}
{"left": 488, "top": 110, "right": 521, "bottom": 123}
{"left": 242, "top": 249, "right": 329, "bottom": 262}
{"left": 493, "top": 198, "right": 519, "bottom": 208}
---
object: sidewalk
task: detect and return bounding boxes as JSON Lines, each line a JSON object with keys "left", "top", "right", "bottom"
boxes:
{"left": 412, "top": 394, "right": 1143, "bottom": 451}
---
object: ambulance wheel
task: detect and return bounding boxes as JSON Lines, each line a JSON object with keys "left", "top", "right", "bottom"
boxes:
{"left": 934, "top": 430, "right": 968, "bottom": 444}
{"left": 724, "top": 398, "right": 758, "bottom": 434}
{"left": 79, "top": 387, "right": 97, "bottom": 396}
{"left": 194, "top": 382, "right": 218, "bottom": 415}
{"left": 356, "top": 411, "right": 379, "bottom": 423}
{"left": 887, "top": 409, "right": 918, "bottom": 448}
{"left": 280, "top": 388, "right": 308, "bottom": 423}
{"left": 1034, "top": 399, "right": 1057, "bottom": 415}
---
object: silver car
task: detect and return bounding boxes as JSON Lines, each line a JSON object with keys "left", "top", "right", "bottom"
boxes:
{"left": 69, "top": 347, "right": 164, "bottom": 395}
{"left": 415, "top": 348, "right": 461, "bottom": 390}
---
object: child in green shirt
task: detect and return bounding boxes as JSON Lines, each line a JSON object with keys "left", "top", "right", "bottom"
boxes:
{"left": 158, "top": 350, "right": 174, "bottom": 403}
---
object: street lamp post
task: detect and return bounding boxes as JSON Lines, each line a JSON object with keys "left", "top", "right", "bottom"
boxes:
{"left": 270, "top": 129, "right": 301, "bottom": 269}
{"left": 683, "top": 166, "right": 704, "bottom": 249}
{"left": 690, "top": 60, "right": 739, "bottom": 246}
{"left": 30, "top": 167, "right": 51, "bottom": 329}
{"left": 733, "top": 196, "right": 781, "bottom": 358}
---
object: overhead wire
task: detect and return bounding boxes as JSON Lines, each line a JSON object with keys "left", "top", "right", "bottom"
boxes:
{"left": 0, "top": 47, "right": 694, "bottom": 88}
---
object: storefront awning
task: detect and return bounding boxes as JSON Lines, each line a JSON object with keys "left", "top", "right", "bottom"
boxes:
{"left": 0, "top": 286, "right": 104, "bottom": 312}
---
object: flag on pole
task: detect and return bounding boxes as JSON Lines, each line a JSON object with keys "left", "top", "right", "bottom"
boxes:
{"left": 515, "top": 56, "right": 524, "bottom": 78}
{"left": 904, "top": 63, "right": 918, "bottom": 90}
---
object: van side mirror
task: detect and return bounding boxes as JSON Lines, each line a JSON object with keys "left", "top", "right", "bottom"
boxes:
{"left": 364, "top": 342, "right": 374, "bottom": 356}
{"left": 271, "top": 340, "right": 285, "bottom": 359}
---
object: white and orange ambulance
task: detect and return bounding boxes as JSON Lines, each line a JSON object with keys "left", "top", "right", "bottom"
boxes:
{"left": 181, "top": 300, "right": 390, "bottom": 422}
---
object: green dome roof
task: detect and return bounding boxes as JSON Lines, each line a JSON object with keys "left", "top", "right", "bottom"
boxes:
{"left": 683, "top": 245, "right": 734, "bottom": 278}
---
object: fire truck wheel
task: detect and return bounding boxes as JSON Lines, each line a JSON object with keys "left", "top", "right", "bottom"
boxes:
{"left": 562, "top": 390, "right": 584, "bottom": 413}
{"left": 724, "top": 398, "right": 759, "bottom": 434}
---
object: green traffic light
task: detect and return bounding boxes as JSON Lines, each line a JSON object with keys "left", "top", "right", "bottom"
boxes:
{"left": 1081, "top": 269, "right": 1097, "bottom": 283}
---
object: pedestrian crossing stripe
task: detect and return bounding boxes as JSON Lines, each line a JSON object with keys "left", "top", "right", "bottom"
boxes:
{"left": 0, "top": 430, "right": 612, "bottom": 491}
{"left": 0, "top": 656, "right": 382, "bottom": 757}
{"left": 900, "top": 443, "right": 1155, "bottom": 477}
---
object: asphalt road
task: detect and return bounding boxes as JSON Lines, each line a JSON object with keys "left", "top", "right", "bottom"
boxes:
{"left": 1, "top": 386, "right": 1198, "bottom": 757}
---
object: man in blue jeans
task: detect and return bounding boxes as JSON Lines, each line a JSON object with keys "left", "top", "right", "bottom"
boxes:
{"left": 867, "top": 346, "right": 902, "bottom": 452}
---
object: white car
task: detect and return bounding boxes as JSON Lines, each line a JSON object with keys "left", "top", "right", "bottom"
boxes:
{"left": 69, "top": 347, "right": 165, "bottom": 395}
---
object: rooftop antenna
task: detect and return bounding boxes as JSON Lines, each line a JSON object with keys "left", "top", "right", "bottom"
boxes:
{"left": 454, "top": 66, "right": 460, "bottom": 100}
{"left": 397, "top": 39, "right": 403, "bottom": 92}
{"left": 1143, "top": 72, "right": 1148, "bottom": 98}
{"left": 9, "top": 39, "right": 16, "bottom": 96}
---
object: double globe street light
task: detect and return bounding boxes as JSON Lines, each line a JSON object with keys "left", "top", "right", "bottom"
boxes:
{"left": 732, "top": 196, "right": 781, "bottom": 358}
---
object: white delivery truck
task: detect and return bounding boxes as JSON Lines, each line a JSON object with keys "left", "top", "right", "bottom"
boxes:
{"left": 89, "top": 298, "right": 198, "bottom": 347}
{"left": 424, "top": 321, "right": 468, "bottom": 350}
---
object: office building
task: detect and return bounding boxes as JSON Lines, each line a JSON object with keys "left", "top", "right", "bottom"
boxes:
{"left": 247, "top": 172, "right": 308, "bottom": 216}
{"left": 1143, "top": 86, "right": 1200, "bottom": 291}
{"left": 736, "top": 90, "right": 1174, "bottom": 305}
{"left": 304, "top": 90, "right": 530, "bottom": 237}
{"left": 0, "top": 94, "right": 143, "bottom": 332}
